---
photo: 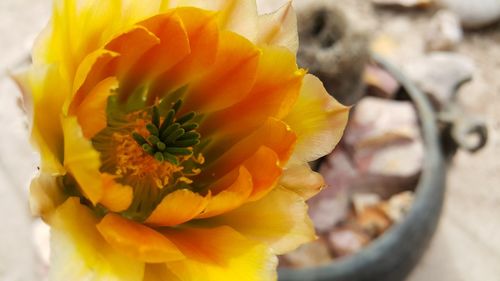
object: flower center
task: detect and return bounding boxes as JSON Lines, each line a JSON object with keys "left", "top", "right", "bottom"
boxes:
{"left": 92, "top": 96, "right": 205, "bottom": 221}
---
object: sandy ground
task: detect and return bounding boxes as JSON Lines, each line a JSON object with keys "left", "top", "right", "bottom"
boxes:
{"left": 0, "top": 0, "right": 499, "bottom": 280}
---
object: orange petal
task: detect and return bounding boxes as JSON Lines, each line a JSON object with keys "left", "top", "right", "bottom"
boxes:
{"left": 104, "top": 26, "right": 160, "bottom": 77}
{"left": 257, "top": 1, "right": 298, "bottom": 54}
{"left": 162, "top": 226, "right": 277, "bottom": 281}
{"left": 68, "top": 50, "right": 119, "bottom": 115}
{"left": 206, "top": 187, "right": 316, "bottom": 255}
{"left": 148, "top": 7, "right": 219, "bottom": 98}
{"left": 136, "top": 12, "right": 191, "bottom": 78}
{"left": 96, "top": 213, "right": 184, "bottom": 263}
{"left": 76, "top": 77, "right": 119, "bottom": 139}
{"left": 285, "top": 74, "right": 350, "bottom": 163}
{"left": 118, "top": 12, "right": 192, "bottom": 101}
{"left": 99, "top": 174, "right": 133, "bottom": 213}
{"left": 145, "top": 189, "right": 210, "bottom": 226}
{"left": 200, "top": 118, "right": 296, "bottom": 183}
{"left": 199, "top": 46, "right": 303, "bottom": 156}
{"left": 279, "top": 164, "right": 325, "bottom": 200}
{"left": 196, "top": 166, "right": 253, "bottom": 219}
{"left": 244, "top": 146, "right": 282, "bottom": 202}
{"left": 183, "top": 31, "right": 261, "bottom": 112}
{"left": 62, "top": 117, "right": 102, "bottom": 204}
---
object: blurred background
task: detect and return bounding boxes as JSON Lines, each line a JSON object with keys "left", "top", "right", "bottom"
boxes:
{"left": 0, "top": 0, "right": 499, "bottom": 280}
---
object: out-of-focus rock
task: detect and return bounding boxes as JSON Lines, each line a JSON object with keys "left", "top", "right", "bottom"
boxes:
{"left": 371, "top": 0, "right": 433, "bottom": 8}
{"left": 364, "top": 64, "right": 400, "bottom": 99}
{"left": 308, "top": 187, "right": 350, "bottom": 234}
{"left": 436, "top": 0, "right": 500, "bottom": 29}
{"left": 380, "top": 191, "right": 415, "bottom": 222}
{"left": 297, "top": 3, "right": 370, "bottom": 105}
{"left": 352, "top": 193, "right": 382, "bottom": 214}
{"left": 328, "top": 226, "right": 371, "bottom": 257}
{"left": 404, "top": 53, "right": 475, "bottom": 109}
{"left": 356, "top": 207, "right": 392, "bottom": 237}
{"left": 313, "top": 150, "right": 353, "bottom": 233}
{"left": 281, "top": 238, "right": 332, "bottom": 268}
{"left": 319, "top": 149, "right": 358, "bottom": 191}
{"left": 425, "top": 10, "right": 463, "bottom": 51}
{"left": 354, "top": 140, "right": 424, "bottom": 178}
{"left": 345, "top": 97, "right": 420, "bottom": 150}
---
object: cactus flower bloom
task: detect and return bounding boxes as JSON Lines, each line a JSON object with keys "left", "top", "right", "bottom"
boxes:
{"left": 16, "top": 0, "right": 349, "bottom": 280}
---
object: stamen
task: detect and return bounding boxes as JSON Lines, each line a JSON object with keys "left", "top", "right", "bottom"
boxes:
{"left": 132, "top": 100, "right": 201, "bottom": 164}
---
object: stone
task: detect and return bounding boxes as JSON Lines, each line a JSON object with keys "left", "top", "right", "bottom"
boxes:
{"left": 425, "top": 10, "right": 463, "bottom": 51}
{"left": 345, "top": 97, "right": 420, "bottom": 150}
{"left": 436, "top": 0, "right": 500, "bottom": 29}
{"left": 319, "top": 149, "right": 358, "bottom": 192}
{"left": 404, "top": 53, "right": 475, "bottom": 109}
{"left": 380, "top": 191, "right": 415, "bottom": 222}
{"left": 355, "top": 206, "right": 392, "bottom": 237}
{"left": 281, "top": 238, "right": 332, "bottom": 268}
{"left": 312, "top": 149, "right": 353, "bottom": 233}
{"left": 364, "top": 63, "right": 400, "bottom": 99}
{"left": 354, "top": 140, "right": 424, "bottom": 178}
{"left": 328, "top": 226, "right": 371, "bottom": 257}
{"left": 371, "top": 0, "right": 433, "bottom": 8}
{"left": 352, "top": 193, "right": 382, "bottom": 215}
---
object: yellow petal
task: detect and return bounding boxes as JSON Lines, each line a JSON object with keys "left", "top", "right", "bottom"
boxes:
{"left": 207, "top": 187, "right": 316, "bottom": 255}
{"left": 120, "top": 0, "right": 162, "bottom": 26}
{"left": 196, "top": 166, "right": 253, "bottom": 219}
{"left": 217, "top": 0, "right": 258, "bottom": 42}
{"left": 17, "top": 65, "right": 66, "bottom": 174}
{"left": 170, "top": 0, "right": 258, "bottom": 42}
{"left": 38, "top": 0, "right": 123, "bottom": 81}
{"left": 29, "top": 173, "right": 66, "bottom": 221}
{"left": 36, "top": 0, "right": 163, "bottom": 82}
{"left": 76, "top": 77, "right": 119, "bottom": 139}
{"left": 62, "top": 117, "right": 102, "bottom": 204}
{"left": 285, "top": 74, "right": 350, "bottom": 163}
{"left": 257, "top": 1, "right": 298, "bottom": 54}
{"left": 162, "top": 226, "right": 277, "bottom": 281}
{"left": 146, "top": 189, "right": 210, "bottom": 226}
{"left": 100, "top": 174, "right": 134, "bottom": 213}
{"left": 96, "top": 213, "right": 185, "bottom": 263}
{"left": 50, "top": 198, "right": 144, "bottom": 281}
{"left": 143, "top": 263, "right": 182, "bottom": 281}
{"left": 279, "top": 164, "right": 325, "bottom": 200}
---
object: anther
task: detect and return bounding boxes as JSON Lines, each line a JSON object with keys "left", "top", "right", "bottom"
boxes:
{"left": 146, "top": 123, "right": 159, "bottom": 136}
{"left": 176, "top": 111, "right": 196, "bottom": 124}
{"left": 164, "top": 128, "right": 185, "bottom": 143}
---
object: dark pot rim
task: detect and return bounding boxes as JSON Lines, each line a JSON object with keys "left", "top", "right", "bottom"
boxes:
{"left": 278, "top": 54, "right": 447, "bottom": 281}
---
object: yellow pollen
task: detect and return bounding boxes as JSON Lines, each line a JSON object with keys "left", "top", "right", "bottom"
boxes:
{"left": 113, "top": 133, "right": 183, "bottom": 188}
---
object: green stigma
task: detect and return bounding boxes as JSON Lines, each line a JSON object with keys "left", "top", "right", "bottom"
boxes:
{"left": 132, "top": 100, "right": 201, "bottom": 164}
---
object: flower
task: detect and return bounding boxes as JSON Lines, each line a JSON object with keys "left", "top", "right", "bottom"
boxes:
{"left": 17, "top": 0, "right": 349, "bottom": 280}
